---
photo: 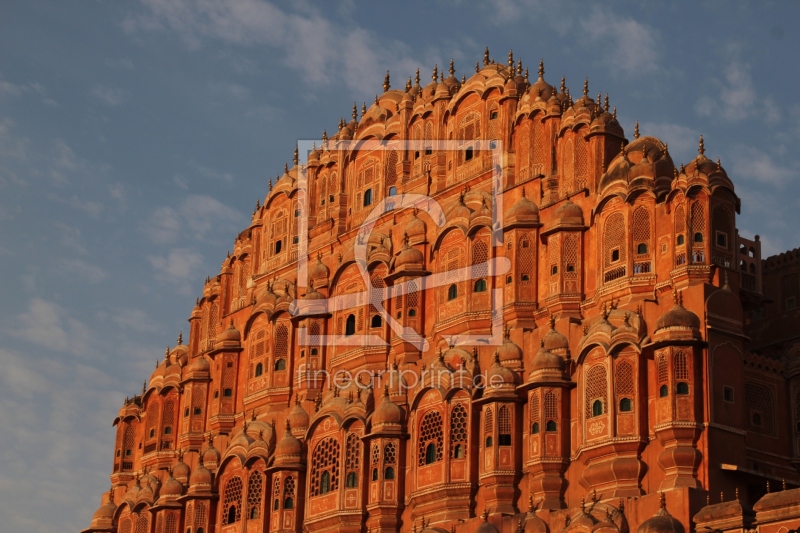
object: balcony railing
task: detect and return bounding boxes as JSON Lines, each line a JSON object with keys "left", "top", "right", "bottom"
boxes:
{"left": 604, "top": 265, "right": 626, "bottom": 283}
{"left": 633, "top": 261, "right": 651, "bottom": 274}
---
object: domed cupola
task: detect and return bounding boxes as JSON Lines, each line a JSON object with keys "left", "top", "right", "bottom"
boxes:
{"left": 521, "top": 498, "right": 549, "bottom": 533}
{"left": 485, "top": 352, "right": 520, "bottom": 397}
{"left": 506, "top": 188, "right": 539, "bottom": 228}
{"left": 497, "top": 326, "right": 523, "bottom": 363}
{"left": 530, "top": 340, "right": 565, "bottom": 374}
{"left": 443, "top": 58, "right": 461, "bottom": 94}
{"left": 372, "top": 386, "right": 403, "bottom": 430}
{"left": 394, "top": 232, "right": 425, "bottom": 271}
{"left": 680, "top": 135, "right": 737, "bottom": 198}
{"left": 527, "top": 59, "right": 556, "bottom": 102}
{"left": 447, "top": 191, "right": 473, "bottom": 224}
{"left": 404, "top": 207, "right": 427, "bottom": 244}
{"left": 88, "top": 488, "right": 117, "bottom": 530}
{"left": 201, "top": 434, "right": 220, "bottom": 470}
{"left": 188, "top": 456, "right": 213, "bottom": 494}
{"left": 542, "top": 316, "right": 570, "bottom": 357}
{"left": 216, "top": 320, "right": 241, "bottom": 346}
{"left": 654, "top": 289, "right": 701, "bottom": 342}
{"left": 542, "top": 199, "right": 584, "bottom": 236}
{"left": 172, "top": 451, "right": 190, "bottom": 485}
{"left": 187, "top": 354, "right": 210, "bottom": 374}
{"left": 309, "top": 252, "right": 329, "bottom": 287}
{"left": 475, "top": 510, "right": 500, "bottom": 533}
{"left": 274, "top": 421, "right": 303, "bottom": 466}
{"left": 287, "top": 396, "right": 310, "bottom": 432}
{"left": 158, "top": 470, "right": 184, "bottom": 502}
{"left": 590, "top": 96, "right": 624, "bottom": 138}
{"left": 470, "top": 196, "right": 493, "bottom": 229}
{"left": 638, "top": 493, "right": 685, "bottom": 533}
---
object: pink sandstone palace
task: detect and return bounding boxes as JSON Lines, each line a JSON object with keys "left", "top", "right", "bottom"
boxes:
{"left": 83, "top": 49, "right": 800, "bottom": 533}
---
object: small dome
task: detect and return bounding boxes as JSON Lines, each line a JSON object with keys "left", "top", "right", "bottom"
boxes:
{"left": 395, "top": 234, "right": 424, "bottom": 269}
{"left": 274, "top": 422, "right": 303, "bottom": 463}
{"left": 655, "top": 291, "right": 701, "bottom": 332}
{"left": 638, "top": 495, "right": 685, "bottom": 533}
{"left": 470, "top": 197, "right": 492, "bottom": 225}
{"left": 531, "top": 341, "right": 565, "bottom": 372}
{"left": 309, "top": 254, "right": 329, "bottom": 281}
{"left": 507, "top": 191, "right": 539, "bottom": 222}
{"left": 303, "top": 282, "right": 326, "bottom": 300}
{"left": 405, "top": 210, "right": 427, "bottom": 241}
{"left": 172, "top": 457, "right": 190, "bottom": 483}
{"left": 487, "top": 352, "right": 519, "bottom": 386}
{"left": 497, "top": 328, "right": 523, "bottom": 362}
{"left": 188, "top": 355, "right": 210, "bottom": 373}
{"left": 217, "top": 321, "right": 241, "bottom": 343}
{"left": 524, "top": 513, "right": 549, "bottom": 533}
{"left": 554, "top": 199, "right": 583, "bottom": 222}
{"left": 373, "top": 387, "right": 403, "bottom": 427}
{"left": 189, "top": 459, "right": 212, "bottom": 488}
{"left": 475, "top": 511, "right": 500, "bottom": 533}
{"left": 160, "top": 473, "right": 183, "bottom": 497}
{"left": 288, "top": 398, "right": 310, "bottom": 429}
{"left": 543, "top": 318, "right": 569, "bottom": 353}
{"left": 91, "top": 499, "right": 117, "bottom": 521}
{"left": 448, "top": 193, "right": 473, "bottom": 222}
{"left": 202, "top": 439, "right": 220, "bottom": 467}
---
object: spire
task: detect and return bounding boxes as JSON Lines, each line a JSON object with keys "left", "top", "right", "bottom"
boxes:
{"left": 524, "top": 67, "right": 529, "bottom": 82}
{"left": 405, "top": 77, "right": 411, "bottom": 92}
{"left": 462, "top": 74, "right": 466, "bottom": 84}
{"left": 361, "top": 102, "right": 367, "bottom": 117}
{"left": 604, "top": 93, "right": 609, "bottom": 112}
{"left": 293, "top": 145, "right": 299, "bottom": 166}
{"left": 475, "top": 61, "right": 479, "bottom": 73}
{"left": 517, "top": 58, "right": 523, "bottom": 76}
{"left": 483, "top": 46, "right": 490, "bottom": 66}
{"left": 284, "top": 162, "right": 288, "bottom": 174}
{"left": 583, "top": 77, "right": 589, "bottom": 97}
{"left": 449, "top": 58, "right": 455, "bottom": 76}
{"left": 432, "top": 64, "right": 438, "bottom": 83}
{"left": 415, "top": 67, "right": 420, "bottom": 86}
{"left": 612, "top": 106, "right": 617, "bottom": 119}
{"left": 383, "top": 70, "right": 390, "bottom": 92}
{"left": 177, "top": 331, "right": 183, "bottom": 345}
{"left": 538, "top": 58, "right": 544, "bottom": 79}
{"left": 633, "top": 121, "right": 640, "bottom": 139}
{"left": 352, "top": 102, "right": 357, "bottom": 121}
{"left": 698, "top": 135, "right": 705, "bottom": 156}
{"left": 659, "top": 491, "right": 666, "bottom": 509}
{"left": 560, "top": 75, "right": 565, "bottom": 93}
{"left": 508, "top": 49, "right": 514, "bottom": 69}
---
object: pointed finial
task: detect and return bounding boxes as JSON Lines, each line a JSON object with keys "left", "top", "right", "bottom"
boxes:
{"left": 524, "top": 67, "right": 529, "bottom": 82}
{"left": 698, "top": 135, "right": 705, "bottom": 155}
{"left": 483, "top": 47, "right": 490, "bottom": 66}
{"left": 432, "top": 64, "right": 438, "bottom": 82}
{"left": 528, "top": 494, "right": 534, "bottom": 512}
{"left": 537, "top": 58, "right": 544, "bottom": 79}
{"left": 720, "top": 491, "right": 724, "bottom": 502}
{"left": 383, "top": 70, "right": 390, "bottom": 92}
{"left": 735, "top": 487, "right": 739, "bottom": 500}
{"left": 634, "top": 121, "right": 640, "bottom": 139}
{"left": 783, "top": 478, "right": 787, "bottom": 491}
{"left": 449, "top": 58, "right": 455, "bottom": 77}
{"left": 581, "top": 496, "right": 586, "bottom": 512}
{"left": 482, "top": 508, "right": 489, "bottom": 521}
{"left": 717, "top": 157, "right": 721, "bottom": 171}
{"left": 560, "top": 76, "right": 565, "bottom": 93}
{"left": 604, "top": 93, "right": 609, "bottom": 112}
{"left": 620, "top": 141, "right": 626, "bottom": 156}
{"left": 583, "top": 77, "right": 589, "bottom": 97}
{"left": 706, "top": 493, "right": 711, "bottom": 505}
{"left": 475, "top": 61, "right": 480, "bottom": 73}
{"left": 405, "top": 77, "right": 412, "bottom": 92}
{"left": 361, "top": 102, "right": 367, "bottom": 116}
{"left": 374, "top": 94, "right": 379, "bottom": 106}
{"left": 293, "top": 145, "right": 299, "bottom": 166}
{"left": 508, "top": 49, "right": 514, "bottom": 69}
{"left": 142, "top": 381, "right": 146, "bottom": 394}
{"left": 612, "top": 106, "right": 617, "bottom": 119}
{"left": 659, "top": 491, "right": 666, "bottom": 509}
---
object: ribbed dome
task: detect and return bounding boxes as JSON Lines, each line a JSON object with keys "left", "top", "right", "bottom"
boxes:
{"left": 655, "top": 291, "right": 700, "bottom": 332}
{"left": 373, "top": 386, "right": 403, "bottom": 427}
{"left": 531, "top": 341, "right": 565, "bottom": 372}
{"left": 188, "top": 355, "right": 210, "bottom": 373}
{"left": 201, "top": 439, "right": 220, "bottom": 467}
{"left": 543, "top": 318, "right": 569, "bottom": 352}
{"left": 638, "top": 495, "right": 684, "bottom": 533}
{"left": 506, "top": 190, "right": 539, "bottom": 222}
{"left": 524, "top": 513, "right": 548, "bottom": 533}
{"left": 217, "top": 321, "right": 241, "bottom": 343}
{"left": 287, "top": 398, "right": 310, "bottom": 429}
{"left": 554, "top": 199, "right": 583, "bottom": 222}
{"left": 309, "top": 253, "right": 329, "bottom": 281}
{"left": 486, "top": 352, "right": 518, "bottom": 385}
{"left": 405, "top": 209, "right": 427, "bottom": 240}
{"left": 497, "top": 328, "right": 523, "bottom": 362}
{"left": 189, "top": 459, "right": 212, "bottom": 488}
{"left": 395, "top": 233, "right": 424, "bottom": 269}
{"left": 91, "top": 499, "right": 117, "bottom": 521}
{"left": 172, "top": 457, "right": 190, "bottom": 483}
{"left": 274, "top": 421, "right": 302, "bottom": 460}
{"left": 160, "top": 473, "right": 183, "bottom": 497}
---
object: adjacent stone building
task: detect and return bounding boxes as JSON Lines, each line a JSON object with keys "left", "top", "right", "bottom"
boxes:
{"left": 83, "top": 49, "right": 800, "bottom": 533}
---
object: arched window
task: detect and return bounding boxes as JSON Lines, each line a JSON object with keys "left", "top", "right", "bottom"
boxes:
{"left": 531, "top": 422, "right": 540, "bottom": 434}
{"left": 546, "top": 420, "right": 557, "bottom": 432}
{"left": 371, "top": 315, "right": 382, "bottom": 328}
{"left": 585, "top": 365, "right": 608, "bottom": 418}
{"left": 222, "top": 476, "right": 243, "bottom": 524}
{"left": 659, "top": 385, "right": 669, "bottom": 397}
{"left": 499, "top": 405, "right": 512, "bottom": 445}
{"left": 254, "top": 363, "right": 263, "bottom": 377}
{"left": 345, "top": 314, "right": 356, "bottom": 335}
{"left": 274, "top": 359, "right": 286, "bottom": 371}
{"left": 363, "top": 188, "right": 373, "bottom": 206}
{"left": 344, "top": 432, "right": 360, "bottom": 488}
{"left": 530, "top": 390, "right": 539, "bottom": 434}
{"left": 418, "top": 410, "right": 444, "bottom": 465}
{"left": 474, "top": 279, "right": 487, "bottom": 292}
{"left": 275, "top": 240, "right": 282, "bottom": 254}
{"left": 676, "top": 382, "right": 689, "bottom": 395}
{"left": 677, "top": 235, "right": 685, "bottom": 245}
{"left": 619, "top": 398, "right": 632, "bottom": 412}
{"left": 448, "top": 284, "right": 458, "bottom": 300}
{"left": 346, "top": 472, "right": 358, "bottom": 487}
{"left": 637, "top": 243, "right": 648, "bottom": 254}
{"left": 247, "top": 471, "right": 262, "bottom": 520}
{"left": 371, "top": 468, "right": 378, "bottom": 481}
{"left": 385, "top": 466, "right": 395, "bottom": 479}
{"left": 450, "top": 403, "right": 468, "bottom": 457}
{"left": 484, "top": 407, "right": 493, "bottom": 447}
{"left": 284, "top": 497, "right": 293, "bottom": 510}
{"left": 694, "top": 232, "right": 703, "bottom": 243}
{"left": 311, "top": 437, "right": 340, "bottom": 496}
{"left": 388, "top": 186, "right": 397, "bottom": 196}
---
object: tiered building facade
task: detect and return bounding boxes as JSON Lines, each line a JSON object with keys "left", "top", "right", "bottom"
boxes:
{"left": 84, "top": 50, "right": 800, "bottom": 533}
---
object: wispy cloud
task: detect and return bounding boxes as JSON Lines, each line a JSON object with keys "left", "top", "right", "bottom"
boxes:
{"left": 729, "top": 146, "right": 797, "bottom": 187}
{"left": 638, "top": 121, "right": 701, "bottom": 165}
{"left": 8, "top": 299, "right": 93, "bottom": 358}
{"left": 92, "top": 85, "right": 130, "bottom": 106}
{"left": 142, "top": 194, "right": 243, "bottom": 244}
{"left": 148, "top": 247, "right": 206, "bottom": 293}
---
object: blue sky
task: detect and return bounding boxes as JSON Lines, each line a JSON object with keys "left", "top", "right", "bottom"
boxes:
{"left": 1, "top": 1, "right": 800, "bottom": 531}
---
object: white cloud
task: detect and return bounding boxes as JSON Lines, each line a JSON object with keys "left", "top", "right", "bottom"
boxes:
{"left": 638, "top": 121, "right": 701, "bottom": 165}
{"left": 579, "top": 7, "right": 660, "bottom": 76}
{"left": 92, "top": 85, "right": 130, "bottom": 106}
{"left": 8, "top": 299, "right": 92, "bottom": 357}
{"left": 61, "top": 258, "right": 109, "bottom": 283}
{"left": 125, "top": 0, "right": 423, "bottom": 97}
{"left": 111, "top": 308, "right": 159, "bottom": 333}
{"left": 142, "top": 194, "right": 243, "bottom": 244}
{"left": 148, "top": 247, "right": 206, "bottom": 293}
{"left": 729, "top": 146, "right": 796, "bottom": 187}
